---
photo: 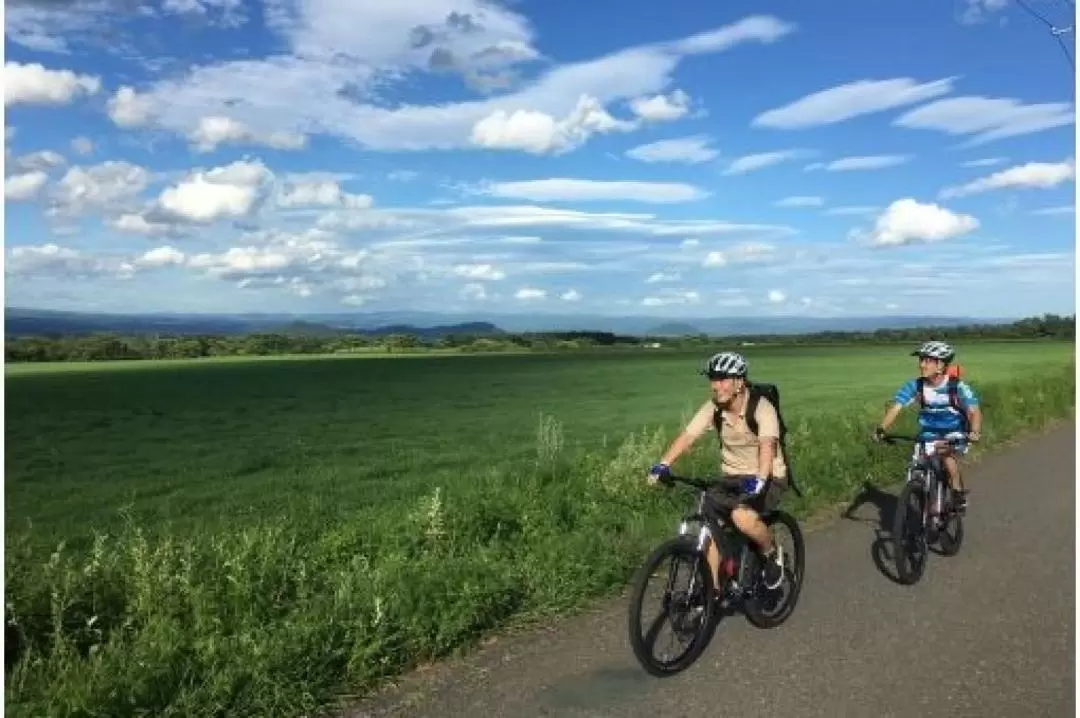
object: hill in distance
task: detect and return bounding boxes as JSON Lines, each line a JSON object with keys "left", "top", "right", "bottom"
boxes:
{"left": 5, "top": 306, "right": 1008, "bottom": 340}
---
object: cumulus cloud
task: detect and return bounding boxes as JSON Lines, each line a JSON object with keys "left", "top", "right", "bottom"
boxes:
{"left": 894, "top": 96, "right": 1074, "bottom": 145}
{"left": 628, "top": 89, "right": 692, "bottom": 122}
{"left": 276, "top": 180, "right": 373, "bottom": 209}
{"left": 48, "top": 161, "right": 152, "bottom": 218}
{"left": 470, "top": 94, "right": 636, "bottom": 154}
{"left": 851, "top": 198, "right": 980, "bottom": 247}
{"left": 5, "top": 171, "right": 49, "bottom": 201}
{"left": 767, "top": 289, "right": 786, "bottom": 303}
{"left": 560, "top": 289, "right": 582, "bottom": 301}
{"left": 752, "top": 77, "right": 955, "bottom": 129}
{"left": 624, "top": 135, "right": 719, "bottom": 164}
{"left": 6, "top": 243, "right": 133, "bottom": 279}
{"left": 940, "top": 158, "right": 1075, "bottom": 198}
{"left": 5, "top": 61, "right": 101, "bottom": 106}
{"left": 10, "top": 150, "right": 67, "bottom": 173}
{"left": 515, "top": 287, "right": 546, "bottom": 300}
{"left": 188, "top": 116, "right": 308, "bottom": 153}
{"left": 153, "top": 159, "right": 273, "bottom": 223}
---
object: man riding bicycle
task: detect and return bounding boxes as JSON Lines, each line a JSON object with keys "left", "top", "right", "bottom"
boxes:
{"left": 647, "top": 351, "right": 787, "bottom": 591}
{"left": 873, "top": 340, "right": 983, "bottom": 514}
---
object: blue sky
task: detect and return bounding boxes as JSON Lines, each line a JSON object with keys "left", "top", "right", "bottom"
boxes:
{"left": 4, "top": 0, "right": 1077, "bottom": 319}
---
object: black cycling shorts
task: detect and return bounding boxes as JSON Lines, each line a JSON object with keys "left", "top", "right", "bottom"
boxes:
{"left": 703, "top": 475, "right": 785, "bottom": 518}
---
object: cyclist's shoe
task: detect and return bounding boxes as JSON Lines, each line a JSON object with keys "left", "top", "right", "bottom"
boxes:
{"left": 762, "top": 546, "right": 785, "bottom": 590}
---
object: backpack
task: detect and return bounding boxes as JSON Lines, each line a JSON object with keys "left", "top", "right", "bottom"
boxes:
{"left": 714, "top": 382, "right": 803, "bottom": 498}
{"left": 915, "top": 375, "right": 970, "bottom": 432}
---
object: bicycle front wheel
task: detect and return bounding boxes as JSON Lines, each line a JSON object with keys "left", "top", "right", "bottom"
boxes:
{"left": 893, "top": 478, "right": 929, "bottom": 585}
{"left": 627, "top": 536, "right": 716, "bottom": 676}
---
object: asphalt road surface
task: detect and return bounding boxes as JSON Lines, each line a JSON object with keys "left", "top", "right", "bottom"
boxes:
{"left": 348, "top": 424, "right": 1075, "bottom": 718}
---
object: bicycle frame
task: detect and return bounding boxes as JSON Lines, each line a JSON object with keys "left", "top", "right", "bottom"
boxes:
{"left": 670, "top": 478, "right": 757, "bottom": 598}
{"left": 893, "top": 434, "right": 964, "bottom": 530}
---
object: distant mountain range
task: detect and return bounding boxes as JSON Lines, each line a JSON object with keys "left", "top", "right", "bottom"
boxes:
{"left": 5, "top": 306, "right": 1011, "bottom": 339}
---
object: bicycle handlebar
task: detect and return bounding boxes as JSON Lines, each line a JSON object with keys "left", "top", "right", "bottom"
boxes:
{"left": 877, "top": 432, "right": 970, "bottom": 445}
{"left": 657, "top": 474, "right": 743, "bottom": 491}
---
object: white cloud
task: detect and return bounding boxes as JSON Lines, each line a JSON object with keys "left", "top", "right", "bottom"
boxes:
{"left": 823, "top": 205, "right": 878, "bottom": 216}
{"left": 646, "top": 270, "right": 681, "bottom": 283}
{"left": 940, "top": 158, "right": 1075, "bottom": 198}
{"left": 136, "top": 246, "right": 187, "bottom": 268}
{"left": 851, "top": 198, "right": 980, "bottom": 247}
{"left": 723, "top": 149, "right": 807, "bottom": 175}
{"left": 5, "top": 171, "right": 49, "bottom": 201}
{"left": 959, "top": 0, "right": 1009, "bottom": 24}
{"left": 48, "top": 161, "right": 152, "bottom": 218}
{"left": 643, "top": 289, "right": 701, "bottom": 307}
{"left": 628, "top": 89, "right": 691, "bottom": 122}
{"left": 189, "top": 116, "right": 308, "bottom": 153}
{"left": 154, "top": 159, "right": 274, "bottom": 223}
{"left": 624, "top": 135, "right": 718, "bottom": 164}
{"left": 5, "top": 62, "right": 101, "bottom": 106}
{"left": 767, "top": 289, "right": 786, "bottom": 303}
{"left": 752, "top": 76, "right": 955, "bottom": 128}
{"left": 92, "top": 14, "right": 794, "bottom": 153}
{"left": 894, "top": 96, "right": 1074, "bottom": 145}
{"left": 11, "top": 150, "right": 67, "bottom": 173}
{"left": 460, "top": 283, "right": 488, "bottom": 301}
{"left": 470, "top": 94, "right": 636, "bottom": 154}
{"left": 818, "top": 155, "right": 912, "bottom": 171}
{"left": 515, "top": 287, "right": 547, "bottom": 300}
{"left": 276, "top": 180, "right": 373, "bottom": 209}
{"left": 775, "top": 196, "right": 824, "bottom": 208}
{"left": 107, "top": 87, "right": 158, "bottom": 128}
{"left": 481, "top": 178, "right": 708, "bottom": 203}
{"left": 702, "top": 241, "right": 778, "bottom": 267}
{"left": 560, "top": 289, "right": 581, "bottom": 301}
{"left": 6, "top": 243, "right": 132, "bottom": 279}
{"left": 453, "top": 263, "right": 506, "bottom": 281}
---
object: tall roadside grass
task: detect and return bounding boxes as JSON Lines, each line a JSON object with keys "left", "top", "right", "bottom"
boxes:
{"left": 5, "top": 362, "right": 1074, "bottom": 717}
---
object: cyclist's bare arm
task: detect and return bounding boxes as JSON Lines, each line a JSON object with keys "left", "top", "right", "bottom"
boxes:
{"left": 878, "top": 401, "right": 904, "bottom": 432}
{"left": 658, "top": 401, "right": 713, "bottom": 466}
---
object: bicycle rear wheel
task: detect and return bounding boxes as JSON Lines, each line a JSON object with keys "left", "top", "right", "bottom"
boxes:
{"left": 627, "top": 536, "right": 716, "bottom": 676}
{"left": 893, "top": 478, "right": 929, "bottom": 584}
{"left": 744, "top": 510, "right": 806, "bottom": 628}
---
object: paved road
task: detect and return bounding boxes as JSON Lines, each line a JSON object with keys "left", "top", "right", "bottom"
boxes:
{"left": 348, "top": 424, "right": 1075, "bottom": 718}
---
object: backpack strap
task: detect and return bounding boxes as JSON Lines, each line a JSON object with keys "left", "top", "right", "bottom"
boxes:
{"left": 915, "top": 376, "right": 926, "bottom": 408}
{"left": 742, "top": 386, "right": 803, "bottom": 498}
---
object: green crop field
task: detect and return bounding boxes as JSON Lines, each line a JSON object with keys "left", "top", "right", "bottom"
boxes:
{"left": 5, "top": 340, "right": 1075, "bottom": 718}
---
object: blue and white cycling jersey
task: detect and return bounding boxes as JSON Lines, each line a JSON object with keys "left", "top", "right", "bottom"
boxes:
{"left": 893, "top": 376, "right": 979, "bottom": 439}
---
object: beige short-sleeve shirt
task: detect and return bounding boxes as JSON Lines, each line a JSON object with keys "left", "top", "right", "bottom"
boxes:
{"left": 683, "top": 394, "right": 788, "bottom": 479}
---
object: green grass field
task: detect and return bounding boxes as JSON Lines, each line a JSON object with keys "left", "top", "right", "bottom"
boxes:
{"left": 5, "top": 340, "right": 1075, "bottom": 717}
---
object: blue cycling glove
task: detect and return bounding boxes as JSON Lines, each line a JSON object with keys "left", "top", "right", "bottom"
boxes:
{"left": 649, "top": 463, "right": 671, "bottom": 478}
{"left": 741, "top": 476, "right": 768, "bottom": 495}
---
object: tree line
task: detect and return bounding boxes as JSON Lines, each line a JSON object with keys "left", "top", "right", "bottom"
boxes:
{"left": 4, "top": 314, "right": 1073, "bottom": 363}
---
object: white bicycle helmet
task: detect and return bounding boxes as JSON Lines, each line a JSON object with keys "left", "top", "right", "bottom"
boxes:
{"left": 702, "top": 351, "right": 748, "bottom": 378}
{"left": 911, "top": 340, "right": 955, "bottom": 362}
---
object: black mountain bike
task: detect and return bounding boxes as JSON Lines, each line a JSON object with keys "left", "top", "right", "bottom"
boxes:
{"left": 878, "top": 433, "right": 967, "bottom": 585}
{"left": 627, "top": 474, "right": 805, "bottom": 677}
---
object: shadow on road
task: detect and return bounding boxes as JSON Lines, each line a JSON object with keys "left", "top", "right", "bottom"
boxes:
{"left": 842, "top": 481, "right": 905, "bottom": 585}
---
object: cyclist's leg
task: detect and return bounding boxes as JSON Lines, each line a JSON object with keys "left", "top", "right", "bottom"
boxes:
{"left": 731, "top": 479, "right": 786, "bottom": 588}
{"left": 941, "top": 433, "right": 970, "bottom": 510}
{"left": 702, "top": 481, "right": 742, "bottom": 592}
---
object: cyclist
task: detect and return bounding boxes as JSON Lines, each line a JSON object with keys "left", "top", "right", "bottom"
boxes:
{"left": 873, "top": 340, "right": 983, "bottom": 514}
{"left": 647, "top": 351, "right": 787, "bottom": 591}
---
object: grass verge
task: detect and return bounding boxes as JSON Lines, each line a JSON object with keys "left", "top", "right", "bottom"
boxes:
{"left": 5, "top": 361, "right": 1074, "bottom": 717}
